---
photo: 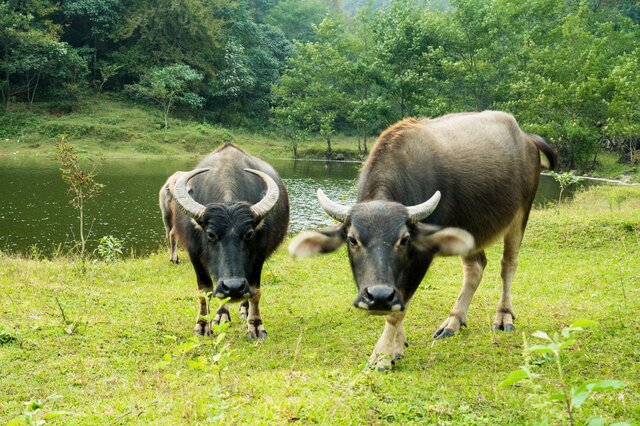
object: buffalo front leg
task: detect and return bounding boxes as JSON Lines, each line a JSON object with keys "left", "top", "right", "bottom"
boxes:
{"left": 238, "top": 300, "right": 249, "bottom": 320}
{"left": 493, "top": 216, "right": 526, "bottom": 332}
{"left": 191, "top": 253, "right": 213, "bottom": 336}
{"left": 368, "top": 310, "right": 407, "bottom": 371}
{"left": 246, "top": 288, "right": 267, "bottom": 339}
{"left": 434, "top": 252, "right": 487, "bottom": 338}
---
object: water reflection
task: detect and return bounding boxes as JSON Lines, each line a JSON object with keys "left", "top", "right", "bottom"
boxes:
{"left": 0, "top": 156, "right": 572, "bottom": 257}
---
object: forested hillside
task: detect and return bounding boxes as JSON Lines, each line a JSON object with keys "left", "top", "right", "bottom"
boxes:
{"left": 1, "top": 0, "right": 639, "bottom": 170}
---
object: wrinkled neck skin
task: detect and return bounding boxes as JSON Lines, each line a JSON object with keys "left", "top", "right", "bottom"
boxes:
{"left": 199, "top": 202, "right": 262, "bottom": 283}
{"left": 346, "top": 201, "right": 434, "bottom": 306}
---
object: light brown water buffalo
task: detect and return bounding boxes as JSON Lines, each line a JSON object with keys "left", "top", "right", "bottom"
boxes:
{"left": 289, "top": 111, "right": 557, "bottom": 369}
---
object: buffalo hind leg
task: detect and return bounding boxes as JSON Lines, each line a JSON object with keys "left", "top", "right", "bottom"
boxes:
{"left": 369, "top": 310, "right": 407, "bottom": 370}
{"left": 246, "top": 288, "right": 267, "bottom": 339}
{"left": 493, "top": 214, "right": 526, "bottom": 332}
{"left": 169, "top": 229, "right": 179, "bottom": 264}
{"left": 434, "top": 251, "right": 487, "bottom": 338}
{"left": 213, "top": 303, "right": 231, "bottom": 324}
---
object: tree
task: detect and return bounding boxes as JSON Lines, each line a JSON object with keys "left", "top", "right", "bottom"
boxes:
{"left": 604, "top": 50, "right": 640, "bottom": 164}
{"left": 126, "top": 64, "right": 204, "bottom": 130}
{"left": 55, "top": 137, "right": 104, "bottom": 258}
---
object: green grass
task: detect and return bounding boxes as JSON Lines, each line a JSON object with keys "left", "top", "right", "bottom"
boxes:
{"left": 0, "top": 95, "right": 364, "bottom": 162}
{"left": 1, "top": 186, "right": 639, "bottom": 424}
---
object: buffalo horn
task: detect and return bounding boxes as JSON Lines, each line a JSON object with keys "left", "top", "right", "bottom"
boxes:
{"left": 406, "top": 191, "right": 441, "bottom": 224}
{"left": 173, "top": 168, "right": 210, "bottom": 221}
{"left": 244, "top": 169, "right": 280, "bottom": 221}
{"left": 317, "top": 188, "right": 351, "bottom": 223}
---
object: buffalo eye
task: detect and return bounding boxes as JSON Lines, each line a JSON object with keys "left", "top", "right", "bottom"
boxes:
{"left": 347, "top": 236, "right": 358, "bottom": 247}
{"left": 399, "top": 234, "right": 411, "bottom": 247}
{"left": 243, "top": 229, "right": 255, "bottom": 241}
{"left": 207, "top": 231, "right": 218, "bottom": 242}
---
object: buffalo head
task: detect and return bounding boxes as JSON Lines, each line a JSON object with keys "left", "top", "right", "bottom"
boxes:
{"left": 173, "top": 167, "right": 280, "bottom": 301}
{"left": 289, "top": 189, "right": 474, "bottom": 314}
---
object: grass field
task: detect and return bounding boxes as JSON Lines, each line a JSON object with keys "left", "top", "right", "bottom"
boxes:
{"left": 1, "top": 186, "right": 638, "bottom": 424}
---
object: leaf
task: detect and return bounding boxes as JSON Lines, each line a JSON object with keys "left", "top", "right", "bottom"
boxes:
{"left": 571, "top": 389, "right": 591, "bottom": 408}
{"left": 587, "top": 418, "right": 607, "bottom": 426}
{"left": 499, "top": 368, "right": 530, "bottom": 387}
{"left": 570, "top": 319, "right": 598, "bottom": 329}
{"left": 588, "top": 380, "right": 625, "bottom": 391}
{"left": 548, "top": 393, "right": 566, "bottom": 402}
{"left": 528, "top": 344, "right": 555, "bottom": 354}
{"left": 532, "top": 331, "right": 551, "bottom": 341}
{"left": 558, "top": 338, "right": 576, "bottom": 350}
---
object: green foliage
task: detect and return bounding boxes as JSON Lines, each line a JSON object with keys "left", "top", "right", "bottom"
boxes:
{"left": 548, "top": 171, "right": 583, "bottom": 205}
{"left": 96, "top": 235, "right": 124, "bottom": 262}
{"left": 0, "top": 323, "right": 17, "bottom": 345}
{"left": 7, "top": 397, "right": 74, "bottom": 425}
{"left": 501, "top": 321, "right": 627, "bottom": 426}
{"left": 125, "top": 64, "right": 204, "bottom": 130}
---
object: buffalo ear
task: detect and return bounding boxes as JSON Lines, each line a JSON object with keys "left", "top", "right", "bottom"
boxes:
{"left": 288, "top": 225, "right": 346, "bottom": 258}
{"left": 412, "top": 223, "right": 475, "bottom": 256}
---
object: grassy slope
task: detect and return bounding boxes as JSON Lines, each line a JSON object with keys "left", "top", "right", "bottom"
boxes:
{"left": 2, "top": 97, "right": 639, "bottom": 184}
{"left": 0, "top": 96, "right": 365, "bottom": 162}
{"left": 1, "top": 186, "right": 639, "bottom": 424}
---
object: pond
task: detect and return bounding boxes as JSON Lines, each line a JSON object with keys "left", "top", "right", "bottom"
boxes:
{"left": 0, "top": 156, "right": 577, "bottom": 257}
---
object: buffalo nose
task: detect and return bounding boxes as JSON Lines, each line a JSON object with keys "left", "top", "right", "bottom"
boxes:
{"left": 354, "top": 285, "right": 404, "bottom": 313}
{"left": 215, "top": 278, "right": 252, "bottom": 300}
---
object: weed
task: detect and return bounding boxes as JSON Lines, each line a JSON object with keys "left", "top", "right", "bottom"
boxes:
{"left": 548, "top": 171, "right": 583, "bottom": 205}
{"left": 96, "top": 235, "right": 124, "bottom": 262}
{"left": 7, "top": 396, "right": 74, "bottom": 425}
{"left": 0, "top": 324, "right": 17, "bottom": 345}
{"left": 501, "top": 320, "right": 628, "bottom": 425}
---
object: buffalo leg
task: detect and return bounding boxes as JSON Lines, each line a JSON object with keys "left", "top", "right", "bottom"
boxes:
{"left": 433, "top": 251, "right": 487, "bottom": 338}
{"left": 190, "top": 253, "right": 214, "bottom": 336}
{"left": 493, "top": 216, "right": 525, "bottom": 332}
{"left": 246, "top": 288, "right": 267, "bottom": 339}
{"left": 369, "top": 310, "right": 407, "bottom": 370}
{"left": 238, "top": 300, "right": 249, "bottom": 320}
{"left": 169, "top": 229, "right": 179, "bottom": 263}
{"left": 213, "top": 304, "right": 231, "bottom": 324}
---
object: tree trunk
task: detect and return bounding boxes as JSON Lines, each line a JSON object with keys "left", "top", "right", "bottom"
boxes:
{"left": 356, "top": 122, "right": 362, "bottom": 155}
{"left": 326, "top": 136, "right": 332, "bottom": 157}
{"left": 363, "top": 123, "right": 368, "bottom": 155}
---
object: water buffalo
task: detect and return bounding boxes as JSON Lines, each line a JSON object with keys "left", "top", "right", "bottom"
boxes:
{"left": 167, "top": 144, "right": 289, "bottom": 338}
{"left": 289, "top": 111, "right": 556, "bottom": 369}
{"left": 159, "top": 171, "right": 187, "bottom": 263}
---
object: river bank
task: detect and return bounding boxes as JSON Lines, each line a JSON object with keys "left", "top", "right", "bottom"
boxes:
{"left": 2, "top": 96, "right": 638, "bottom": 183}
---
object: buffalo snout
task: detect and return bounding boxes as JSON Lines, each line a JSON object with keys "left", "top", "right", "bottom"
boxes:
{"left": 215, "top": 277, "right": 252, "bottom": 300}
{"left": 354, "top": 285, "right": 404, "bottom": 314}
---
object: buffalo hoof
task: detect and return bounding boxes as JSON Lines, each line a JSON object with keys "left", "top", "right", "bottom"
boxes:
{"left": 247, "top": 319, "right": 267, "bottom": 339}
{"left": 492, "top": 323, "right": 515, "bottom": 332}
{"left": 367, "top": 354, "right": 394, "bottom": 371}
{"left": 432, "top": 328, "right": 456, "bottom": 339}
{"left": 193, "top": 321, "right": 212, "bottom": 336}
{"left": 170, "top": 258, "right": 180, "bottom": 264}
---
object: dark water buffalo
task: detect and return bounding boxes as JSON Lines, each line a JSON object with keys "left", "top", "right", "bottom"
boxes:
{"left": 167, "top": 144, "right": 289, "bottom": 338}
{"left": 289, "top": 111, "right": 556, "bottom": 369}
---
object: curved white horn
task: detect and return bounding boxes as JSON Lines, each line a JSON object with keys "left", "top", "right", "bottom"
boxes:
{"left": 317, "top": 188, "right": 351, "bottom": 223}
{"left": 173, "top": 168, "right": 210, "bottom": 221}
{"left": 244, "top": 169, "right": 280, "bottom": 221}
{"left": 406, "top": 191, "right": 441, "bottom": 224}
